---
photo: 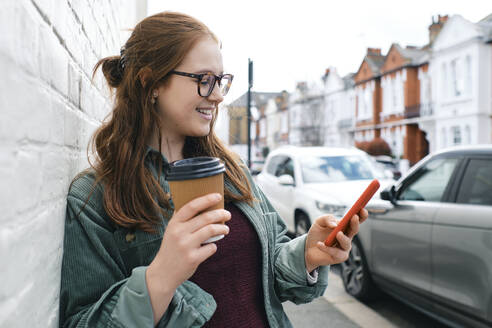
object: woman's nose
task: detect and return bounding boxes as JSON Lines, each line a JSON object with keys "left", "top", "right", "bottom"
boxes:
{"left": 208, "top": 82, "right": 224, "bottom": 103}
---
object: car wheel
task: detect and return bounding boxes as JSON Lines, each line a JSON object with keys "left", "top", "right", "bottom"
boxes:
{"left": 340, "top": 238, "right": 377, "bottom": 301}
{"left": 295, "top": 212, "right": 311, "bottom": 236}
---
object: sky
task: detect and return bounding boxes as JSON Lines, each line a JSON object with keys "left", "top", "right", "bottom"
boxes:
{"left": 147, "top": 0, "right": 492, "bottom": 104}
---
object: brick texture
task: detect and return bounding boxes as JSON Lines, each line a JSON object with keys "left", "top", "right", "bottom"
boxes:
{"left": 0, "top": 0, "right": 144, "bottom": 326}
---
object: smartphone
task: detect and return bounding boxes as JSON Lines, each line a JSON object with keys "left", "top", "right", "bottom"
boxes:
{"left": 324, "top": 179, "right": 380, "bottom": 247}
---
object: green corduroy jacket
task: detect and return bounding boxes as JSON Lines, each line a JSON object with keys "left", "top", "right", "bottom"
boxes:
{"left": 59, "top": 147, "right": 329, "bottom": 328}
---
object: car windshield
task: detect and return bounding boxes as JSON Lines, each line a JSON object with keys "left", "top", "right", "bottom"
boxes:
{"left": 300, "top": 155, "right": 381, "bottom": 183}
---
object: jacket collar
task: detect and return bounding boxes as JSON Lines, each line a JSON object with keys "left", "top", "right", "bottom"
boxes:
{"left": 144, "top": 145, "right": 170, "bottom": 165}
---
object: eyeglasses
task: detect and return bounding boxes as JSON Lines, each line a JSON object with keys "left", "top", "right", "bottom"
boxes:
{"left": 169, "top": 70, "right": 234, "bottom": 97}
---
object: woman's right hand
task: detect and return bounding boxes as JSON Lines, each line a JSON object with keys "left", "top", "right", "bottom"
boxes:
{"left": 145, "top": 193, "right": 231, "bottom": 324}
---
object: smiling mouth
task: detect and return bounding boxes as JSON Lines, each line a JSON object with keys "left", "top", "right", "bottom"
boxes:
{"left": 196, "top": 108, "right": 214, "bottom": 115}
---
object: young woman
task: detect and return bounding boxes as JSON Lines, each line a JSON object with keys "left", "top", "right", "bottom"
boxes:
{"left": 59, "top": 11, "right": 368, "bottom": 328}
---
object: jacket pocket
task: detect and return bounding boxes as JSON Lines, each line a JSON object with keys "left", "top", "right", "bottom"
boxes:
{"left": 113, "top": 229, "right": 162, "bottom": 273}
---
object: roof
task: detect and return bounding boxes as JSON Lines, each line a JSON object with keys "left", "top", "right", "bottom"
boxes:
{"left": 479, "top": 13, "right": 492, "bottom": 23}
{"left": 477, "top": 13, "right": 492, "bottom": 42}
{"left": 342, "top": 73, "right": 355, "bottom": 89}
{"left": 365, "top": 54, "right": 385, "bottom": 75}
{"left": 394, "top": 44, "right": 429, "bottom": 65}
{"left": 227, "top": 91, "right": 281, "bottom": 107}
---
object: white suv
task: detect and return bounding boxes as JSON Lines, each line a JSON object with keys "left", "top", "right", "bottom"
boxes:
{"left": 256, "top": 146, "right": 393, "bottom": 235}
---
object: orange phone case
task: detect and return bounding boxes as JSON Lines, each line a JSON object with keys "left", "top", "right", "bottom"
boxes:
{"left": 324, "top": 179, "right": 380, "bottom": 247}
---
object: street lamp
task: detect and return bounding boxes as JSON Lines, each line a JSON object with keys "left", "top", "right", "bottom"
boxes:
{"left": 247, "top": 58, "right": 253, "bottom": 168}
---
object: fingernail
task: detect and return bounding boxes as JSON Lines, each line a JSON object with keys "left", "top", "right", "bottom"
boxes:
{"left": 214, "top": 193, "right": 222, "bottom": 200}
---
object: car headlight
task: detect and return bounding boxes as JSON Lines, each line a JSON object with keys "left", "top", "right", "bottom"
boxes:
{"left": 315, "top": 201, "right": 346, "bottom": 216}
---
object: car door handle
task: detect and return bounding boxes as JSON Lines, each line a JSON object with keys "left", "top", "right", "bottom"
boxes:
{"left": 368, "top": 208, "right": 388, "bottom": 215}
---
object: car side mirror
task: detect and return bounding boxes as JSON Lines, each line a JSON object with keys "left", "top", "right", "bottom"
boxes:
{"left": 380, "top": 185, "right": 397, "bottom": 205}
{"left": 278, "top": 174, "right": 295, "bottom": 186}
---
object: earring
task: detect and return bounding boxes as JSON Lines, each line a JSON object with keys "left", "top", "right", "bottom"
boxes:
{"left": 151, "top": 91, "right": 158, "bottom": 104}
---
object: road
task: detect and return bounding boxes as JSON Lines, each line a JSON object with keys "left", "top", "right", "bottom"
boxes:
{"left": 284, "top": 267, "right": 448, "bottom": 328}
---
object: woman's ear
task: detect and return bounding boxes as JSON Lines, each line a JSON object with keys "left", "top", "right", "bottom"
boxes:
{"left": 138, "top": 67, "right": 153, "bottom": 87}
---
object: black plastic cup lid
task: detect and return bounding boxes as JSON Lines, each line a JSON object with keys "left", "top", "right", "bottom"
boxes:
{"left": 166, "top": 157, "right": 226, "bottom": 181}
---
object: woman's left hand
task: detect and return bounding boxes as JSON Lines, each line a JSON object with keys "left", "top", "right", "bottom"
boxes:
{"left": 304, "top": 209, "right": 369, "bottom": 272}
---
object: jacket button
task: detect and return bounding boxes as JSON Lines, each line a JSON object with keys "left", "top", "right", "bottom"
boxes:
{"left": 125, "top": 233, "right": 136, "bottom": 243}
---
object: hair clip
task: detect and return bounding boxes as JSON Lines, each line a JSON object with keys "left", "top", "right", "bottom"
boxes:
{"left": 119, "top": 45, "right": 127, "bottom": 72}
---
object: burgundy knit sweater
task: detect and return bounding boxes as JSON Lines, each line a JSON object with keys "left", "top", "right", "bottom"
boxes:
{"left": 189, "top": 203, "right": 269, "bottom": 327}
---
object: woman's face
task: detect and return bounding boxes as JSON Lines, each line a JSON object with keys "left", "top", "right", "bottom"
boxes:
{"left": 156, "top": 36, "right": 225, "bottom": 139}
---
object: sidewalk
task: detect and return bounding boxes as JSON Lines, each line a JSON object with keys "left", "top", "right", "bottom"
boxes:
{"left": 284, "top": 270, "right": 396, "bottom": 328}
{"left": 323, "top": 271, "right": 396, "bottom": 328}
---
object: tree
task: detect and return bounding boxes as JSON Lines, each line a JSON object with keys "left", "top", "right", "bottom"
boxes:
{"left": 366, "top": 137, "right": 392, "bottom": 156}
{"left": 355, "top": 140, "right": 370, "bottom": 153}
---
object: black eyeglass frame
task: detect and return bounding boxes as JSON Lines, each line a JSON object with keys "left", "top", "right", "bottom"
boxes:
{"left": 169, "top": 70, "right": 234, "bottom": 97}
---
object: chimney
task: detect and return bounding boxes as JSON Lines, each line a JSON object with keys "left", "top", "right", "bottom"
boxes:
{"left": 428, "top": 15, "right": 449, "bottom": 44}
{"left": 367, "top": 48, "right": 381, "bottom": 56}
{"left": 322, "top": 68, "right": 331, "bottom": 82}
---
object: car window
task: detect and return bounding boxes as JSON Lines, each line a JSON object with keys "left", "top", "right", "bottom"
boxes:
{"left": 456, "top": 159, "right": 492, "bottom": 206}
{"left": 398, "top": 157, "right": 458, "bottom": 202}
{"left": 276, "top": 157, "right": 295, "bottom": 179}
{"left": 266, "top": 155, "right": 286, "bottom": 176}
{"left": 300, "top": 155, "right": 376, "bottom": 183}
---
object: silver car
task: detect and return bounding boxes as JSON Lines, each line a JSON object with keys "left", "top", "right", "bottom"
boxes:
{"left": 341, "top": 145, "right": 492, "bottom": 328}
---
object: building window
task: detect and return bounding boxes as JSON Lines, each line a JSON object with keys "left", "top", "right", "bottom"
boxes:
{"left": 465, "top": 55, "right": 472, "bottom": 95}
{"left": 357, "top": 90, "right": 363, "bottom": 119}
{"left": 465, "top": 125, "right": 471, "bottom": 144}
{"left": 451, "top": 58, "right": 464, "bottom": 97}
{"left": 364, "top": 88, "right": 371, "bottom": 118}
{"left": 442, "top": 62, "right": 447, "bottom": 98}
{"left": 441, "top": 127, "right": 447, "bottom": 148}
{"left": 281, "top": 111, "right": 288, "bottom": 134}
{"left": 259, "top": 119, "right": 266, "bottom": 138}
{"left": 391, "top": 78, "right": 396, "bottom": 111}
{"left": 420, "top": 73, "right": 428, "bottom": 104}
{"left": 391, "top": 129, "right": 397, "bottom": 153}
{"left": 398, "top": 75, "right": 404, "bottom": 112}
{"left": 382, "top": 78, "right": 389, "bottom": 115}
{"left": 425, "top": 78, "right": 431, "bottom": 105}
{"left": 452, "top": 126, "right": 461, "bottom": 145}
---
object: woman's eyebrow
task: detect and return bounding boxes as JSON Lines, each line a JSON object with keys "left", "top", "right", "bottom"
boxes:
{"left": 194, "top": 69, "right": 224, "bottom": 75}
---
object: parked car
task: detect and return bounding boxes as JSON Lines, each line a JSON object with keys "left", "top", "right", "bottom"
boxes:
{"left": 372, "top": 155, "right": 402, "bottom": 180}
{"left": 340, "top": 145, "right": 492, "bottom": 328}
{"left": 255, "top": 146, "right": 393, "bottom": 235}
{"left": 250, "top": 159, "right": 265, "bottom": 176}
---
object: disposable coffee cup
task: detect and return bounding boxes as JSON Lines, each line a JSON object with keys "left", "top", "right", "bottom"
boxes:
{"left": 166, "top": 157, "right": 226, "bottom": 243}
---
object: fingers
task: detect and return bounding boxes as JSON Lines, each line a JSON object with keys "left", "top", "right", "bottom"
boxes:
{"left": 358, "top": 208, "right": 369, "bottom": 223}
{"left": 187, "top": 209, "right": 231, "bottom": 233}
{"left": 194, "top": 223, "right": 230, "bottom": 245}
{"left": 346, "top": 215, "right": 360, "bottom": 238}
{"left": 315, "top": 241, "right": 349, "bottom": 263}
{"left": 315, "top": 214, "right": 338, "bottom": 229}
{"left": 174, "top": 193, "right": 222, "bottom": 222}
{"left": 336, "top": 231, "right": 352, "bottom": 251}
{"left": 195, "top": 242, "right": 218, "bottom": 263}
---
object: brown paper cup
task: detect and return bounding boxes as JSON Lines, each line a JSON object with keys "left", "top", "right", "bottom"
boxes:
{"left": 166, "top": 157, "right": 226, "bottom": 243}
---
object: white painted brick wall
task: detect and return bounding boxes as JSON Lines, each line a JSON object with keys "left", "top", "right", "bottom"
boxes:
{"left": 0, "top": 0, "right": 146, "bottom": 326}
